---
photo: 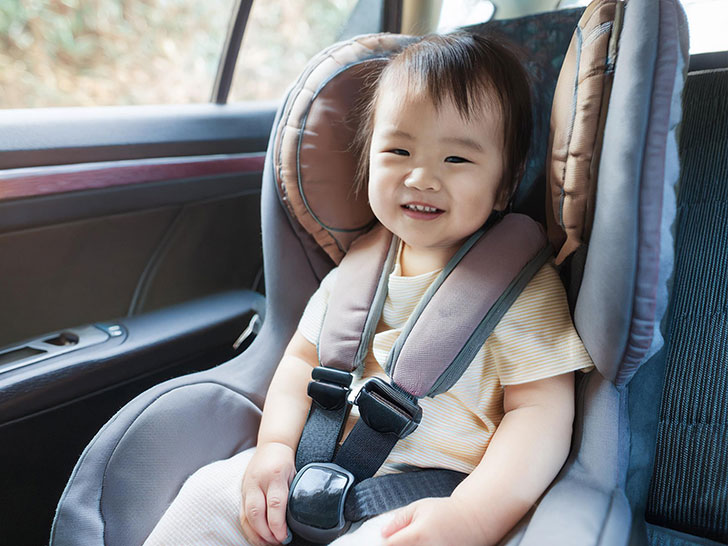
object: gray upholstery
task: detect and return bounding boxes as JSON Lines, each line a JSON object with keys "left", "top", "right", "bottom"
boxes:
{"left": 503, "top": 372, "right": 631, "bottom": 545}
{"left": 643, "top": 67, "right": 728, "bottom": 542}
{"left": 500, "top": 2, "right": 688, "bottom": 543}
{"left": 51, "top": 111, "right": 324, "bottom": 545}
{"left": 51, "top": 1, "right": 687, "bottom": 544}
{"left": 575, "top": 0, "right": 688, "bottom": 386}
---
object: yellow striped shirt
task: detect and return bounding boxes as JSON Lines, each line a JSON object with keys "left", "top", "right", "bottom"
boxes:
{"left": 298, "top": 254, "right": 593, "bottom": 475}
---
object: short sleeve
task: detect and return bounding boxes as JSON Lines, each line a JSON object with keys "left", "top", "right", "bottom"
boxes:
{"left": 489, "top": 262, "right": 594, "bottom": 386}
{"left": 297, "top": 267, "right": 339, "bottom": 346}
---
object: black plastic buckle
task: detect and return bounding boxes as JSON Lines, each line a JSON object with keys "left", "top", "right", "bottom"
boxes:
{"left": 286, "top": 462, "right": 354, "bottom": 544}
{"left": 307, "top": 367, "right": 353, "bottom": 411}
{"left": 354, "top": 378, "right": 422, "bottom": 438}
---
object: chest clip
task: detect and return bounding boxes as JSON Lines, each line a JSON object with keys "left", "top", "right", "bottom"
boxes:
{"left": 355, "top": 378, "right": 422, "bottom": 438}
{"left": 308, "top": 367, "right": 353, "bottom": 410}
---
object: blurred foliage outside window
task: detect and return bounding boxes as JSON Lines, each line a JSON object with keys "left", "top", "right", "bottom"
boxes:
{"left": 0, "top": 0, "right": 358, "bottom": 109}
{"left": 229, "top": 0, "right": 358, "bottom": 102}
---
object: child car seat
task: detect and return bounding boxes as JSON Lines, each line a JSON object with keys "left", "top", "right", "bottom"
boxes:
{"left": 50, "top": 0, "right": 687, "bottom": 544}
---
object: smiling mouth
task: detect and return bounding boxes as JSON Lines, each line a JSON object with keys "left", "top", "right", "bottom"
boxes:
{"left": 402, "top": 204, "right": 443, "bottom": 213}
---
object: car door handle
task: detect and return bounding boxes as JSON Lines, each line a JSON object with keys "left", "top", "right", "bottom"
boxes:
{"left": 0, "top": 324, "right": 121, "bottom": 374}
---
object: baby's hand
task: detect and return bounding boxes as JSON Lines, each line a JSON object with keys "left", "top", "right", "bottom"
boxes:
{"left": 381, "top": 497, "right": 489, "bottom": 546}
{"left": 241, "top": 442, "right": 296, "bottom": 545}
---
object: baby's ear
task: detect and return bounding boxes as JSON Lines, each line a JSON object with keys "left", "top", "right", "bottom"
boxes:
{"left": 493, "top": 191, "right": 509, "bottom": 212}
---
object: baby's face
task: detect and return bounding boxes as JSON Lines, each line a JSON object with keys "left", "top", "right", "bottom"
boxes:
{"left": 367, "top": 83, "right": 506, "bottom": 258}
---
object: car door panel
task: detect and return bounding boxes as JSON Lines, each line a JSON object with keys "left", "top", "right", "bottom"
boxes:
{"left": 0, "top": 102, "right": 275, "bottom": 544}
{"left": 0, "top": 103, "right": 276, "bottom": 169}
{"left": 0, "top": 171, "right": 264, "bottom": 346}
{"left": 0, "top": 289, "right": 261, "bottom": 546}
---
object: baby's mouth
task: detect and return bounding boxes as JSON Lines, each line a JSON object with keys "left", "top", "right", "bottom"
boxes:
{"left": 402, "top": 204, "right": 443, "bottom": 213}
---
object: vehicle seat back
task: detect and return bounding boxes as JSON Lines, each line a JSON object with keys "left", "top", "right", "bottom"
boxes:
{"left": 627, "top": 66, "right": 728, "bottom": 545}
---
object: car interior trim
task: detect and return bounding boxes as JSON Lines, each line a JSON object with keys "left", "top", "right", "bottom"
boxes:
{"left": 0, "top": 102, "right": 277, "bottom": 170}
{"left": 0, "top": 173, "right": 262, "bottom": 235}
{"left": 213, "top": 0, "right": 254, "bottom": 104}
{"left": 0, "top": 153, "right": 265, "bottom": 202}
{"left": 0, "top": 289, "right": 265, "bottom": 426}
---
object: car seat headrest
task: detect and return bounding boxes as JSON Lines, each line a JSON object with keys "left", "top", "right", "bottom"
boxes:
{"left": 546, "top": 0, "right": 624, "bottom": 265}
{"left": 273, "top": 15, "right": 615, "bottom": 267}
{"left": 273, "top": 33, "right": 417, "bottom": 264}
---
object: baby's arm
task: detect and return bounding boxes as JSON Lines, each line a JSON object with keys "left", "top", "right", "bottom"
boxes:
{"left": 241, "top": 331, "right": 318, "bottom": 545}
{"left": 382, "top": 371, "right": 575, "bottom": 546}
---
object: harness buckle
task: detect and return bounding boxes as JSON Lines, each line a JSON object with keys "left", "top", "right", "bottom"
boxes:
{"left": 355, "top": 378, "right": 422, "bottom": 438}
{"left": 308, "top": 367, "right": 353, "bottom": 411}
{"left": 286, "top": 462, "right": 354, "bottom": 544}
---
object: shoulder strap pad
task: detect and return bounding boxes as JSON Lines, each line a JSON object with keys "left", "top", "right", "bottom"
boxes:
{"left": 319, "top": 215, "right": 550, "bottom": 397}
{"left": 318, "top": 224, "right": 397, "bottom": 372}
{"left": 389, "top": 214, "right": 550, "bottom": 397}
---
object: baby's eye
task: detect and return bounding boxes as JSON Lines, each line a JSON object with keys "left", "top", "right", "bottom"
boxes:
{"left": 445, "top": 156, "right": 470, "bottom": 164}
{"left": 388, "top": 149, "right": 410, "bottom": 156}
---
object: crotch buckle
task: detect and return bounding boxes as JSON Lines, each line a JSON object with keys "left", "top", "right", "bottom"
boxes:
{"left": 286, "top": 462, "right": 354, "bottom": 544}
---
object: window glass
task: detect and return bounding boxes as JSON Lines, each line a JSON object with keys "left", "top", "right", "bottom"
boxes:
{"left": 559, "top": 0, "right": 728, "bottom": 54}
{"left": 679, "top": 0, "right": 728, "bottom": 54}
{"left": 437, "top": 0, "right": 495, "bottom": 32}
{"left": 229, "top": 0, "right": 361, "bottom": 102}
{"left": 0, "top": 0, "right": 234, "bottom": 108}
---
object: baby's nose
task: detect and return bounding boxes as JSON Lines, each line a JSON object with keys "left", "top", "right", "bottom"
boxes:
{"left": 404, "top": 167, "right": 441, "bottom": 191}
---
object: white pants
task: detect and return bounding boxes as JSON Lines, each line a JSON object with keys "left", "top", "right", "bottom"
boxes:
{"left": 143, "top": 448, "right": 394, "bottom": 545}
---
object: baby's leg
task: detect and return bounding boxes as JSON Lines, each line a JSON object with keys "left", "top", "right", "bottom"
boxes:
{"left": 143, "top": 446, "right": 396, "bottom": 546}
{"left": 143, "top": 447, "right": 256, "bottom": 546}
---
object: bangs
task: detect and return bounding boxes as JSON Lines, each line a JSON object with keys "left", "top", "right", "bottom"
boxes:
{"left": 380, "top": 35, "right": 501, "bottom": 122}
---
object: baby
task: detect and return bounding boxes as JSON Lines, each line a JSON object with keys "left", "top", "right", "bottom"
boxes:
{"left": 144, "top": 32, "right": 593, "bottom": 546}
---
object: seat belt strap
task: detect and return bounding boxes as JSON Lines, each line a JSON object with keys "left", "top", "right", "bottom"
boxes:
{"left": 295, "top": 404, "right": 348, "bottom": 470}
{"left": 330, "top": 241, "right": 552, "bottom": 483}
{"left": 334, "top": 420, "right": 399, "bottom": 482}
{"left": 290, "top": 214, "right": 552, "bottom": 543}
{"left": 344, "top": 468, "right": 467, "bottom": 522}
{"left": 295, "top": 367, "right": 352, "bottom": 470}
{"left": 333, "top": 377, "right": 421, "bottom": 481}
{"left": 386, "top": 214, "right": 550, "bottom": 397}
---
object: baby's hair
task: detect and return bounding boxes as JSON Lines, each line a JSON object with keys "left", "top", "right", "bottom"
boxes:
{"left": 353, "top": 31, "right": 533, "bottom": 208}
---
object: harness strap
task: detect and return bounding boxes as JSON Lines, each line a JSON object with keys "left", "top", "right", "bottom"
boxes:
{"left": 295, "top": 404, "right": 348, "bottom": 471}
{"left": 330, "top": 235, "right": 552, "bottom": 484}
{"left": 295, "top": 367, "right": 353, "bottom": 470}
{"left": 334, "top": 420, "right": 399, "bottom": 482}
{"left": 290, "top": 214, "right": 551, "bottom": 543}
{"left": 344, "top": 469, "right": 467, "bottom": 522}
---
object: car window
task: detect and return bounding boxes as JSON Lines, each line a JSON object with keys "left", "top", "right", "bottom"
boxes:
{"left": 559, "top": 0, "right": 728, "bottom": 54}
{"left": 436, "top": 0, "right": 495, "bottom": 32}
{"left": 0, "top": 0, "right": 237, "bottom": 108}
{"left": 228, "top": 0, "right": 363, "bottom": 102}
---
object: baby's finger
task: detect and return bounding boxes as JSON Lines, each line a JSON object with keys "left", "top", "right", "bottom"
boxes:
{"left": 241, "top": 515, "right": 272, "bottom": 546}
{"left": 243, "top": 487, "right": 277, "bottom": 544}
{"left": 381, "top": 504, "right": 415, "bottom": 539}
{"left": 383, "top": 522, "right": 425, "bottom": 546}
{"left": 265, "top": 477, "right": 290, "bottom": 543}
